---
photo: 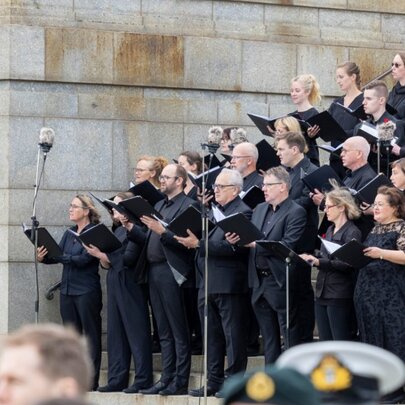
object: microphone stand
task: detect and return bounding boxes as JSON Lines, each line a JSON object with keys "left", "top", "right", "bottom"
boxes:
{"left": 376, "top": 139, "right": 381, "bottom": 174}
{"left": 284, "top": 257, "right": 291, "bottom": 350}
{"left": 199, "top": 143, "right": 218, "bottom": 405}
{"left": 31, "top": 144, "right": 50, "bottom": 323}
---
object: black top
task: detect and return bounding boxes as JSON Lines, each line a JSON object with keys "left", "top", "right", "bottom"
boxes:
{"left": 343, "top": 163, "right": 376, "bottom": 190}
{"left": 196, "top": 196, "right": 251, "bottom": 294}
{"left": 290, "top": 107, "right": 320, "bottom": 166}
{"left": 242, "top": 171, "right": 263, "bottom": 192}
{"left": 146, "top": 193, "right": 185, "bottom": 264}
{"left": 388, "top": 82, "right": 405, "bottom": 120}
{"left": 44, "top": 223, "right": 100, "bottom": 295}
{"left": 288, "top": 156, "right": 319, "bottom": 252}
{"left": 328, "top": 94, "right": 364, "bottom": 153}
{"left": 316, "top": 221, "right": 362, "bottom": 302}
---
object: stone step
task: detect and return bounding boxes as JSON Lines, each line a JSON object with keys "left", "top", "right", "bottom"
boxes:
{"left": 99, "top": 371, "right": 224, "bottom": 390}
{"left": 100, "top": 352, "right": 265, "bottom": 373}
{"left": 87, "top": 392, "right": 220, "bottom": 405}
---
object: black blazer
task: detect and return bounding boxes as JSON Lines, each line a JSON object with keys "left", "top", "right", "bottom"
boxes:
{"left": 130, "top": 192, "right": 198, "bottom": 286}
{"left": 316, "top": 221, "right": 361, "bottom": 300}
{"left": 388, "top": 82, "right": 405, "bottom": 120}
{"left": 288, "top": 156, "right": 319, "bottom": 253}
{"left": 43, "top": 223, "right": 100, "bottom": 295}
{"left": 248, "top": 198, "right": 306, "bottom": 302}
{"left": 196, "top": 196, "right": 251, "bottom": 294}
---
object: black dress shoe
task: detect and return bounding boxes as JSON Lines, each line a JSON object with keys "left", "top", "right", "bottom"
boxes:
{"left": 139, "top": 380, "right": 168, "bottom": 395}
{"left": 215, "top": 389, "right": 225, "bottom": 398}
{"left": 159, "top": 381, "right": 188, "bottom": 396}
{"left": 123, "top": 384, "right": 142, "bottom": 394}
{"left": 97, "top": 385, "right": 125, "bottom": 392}
{"left": 189, "top": 386, "right": 219, "bottom": 397}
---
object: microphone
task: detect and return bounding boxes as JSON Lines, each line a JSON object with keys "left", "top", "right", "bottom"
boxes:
{"left": 202, "top": 126, "right": 222, "bottom": 154}
{"left": 377, "top": 120, "right": 397, "bottom": 147}
{"left": 39, "top": 127, "right": 55, "bottom": 154}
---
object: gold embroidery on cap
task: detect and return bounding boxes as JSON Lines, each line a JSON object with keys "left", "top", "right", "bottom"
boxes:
{"left": 311, "top": 355, "right": 352, "bottom": 391}
{"left": 246, "top": 371, "right": 275, "bottom": 402}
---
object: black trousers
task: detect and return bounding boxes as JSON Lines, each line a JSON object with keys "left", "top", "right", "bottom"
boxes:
{"left": 149, "top": 262, "right": 191, "bottom": 386}
{"left": 198, "top": 290, "right": 248, "bottom": 387}
{"left": 106, "top": 269, "right": 153, "bottom": 389}
{"left": 252, "top": 276, "right": 299, "bottom": 364}
{"left": 60, "top": 289, "right": 102, "bottom": 390}
{"left": 315, "top": 300, "right": 355, "bottom": 341}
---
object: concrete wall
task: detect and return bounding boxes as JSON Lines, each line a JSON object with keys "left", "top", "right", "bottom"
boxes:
{"left": 0, "top": 0, "right": 404, "bottom": 332}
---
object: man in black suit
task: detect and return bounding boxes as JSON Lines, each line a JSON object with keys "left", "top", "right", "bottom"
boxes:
{"left": 129, "top": 164, "right": 197, "bottom": 396}
{"left": 176, "top": 169, "right": 251, "bottom": 397}
{"left": 245, "top": 166, "right": 306, "bottom": 363}
{"left": 230, "top": 142, "right": 262, "bottom": 354}
{"left": 276, "top": 132, "right": 318, "bottom": 344}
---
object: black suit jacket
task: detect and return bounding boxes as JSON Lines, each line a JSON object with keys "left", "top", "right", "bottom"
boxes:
{"left": 248, "top": 198, "right": 306, "bottom": 303}
{"left": 196, "top": 196, "right": 251, "bottom": 294}
{"left": 288, "top": 156, "right": 319, "bottom": 253}
{"left": 129, "top": 192, "right": 198, "bottom": 286}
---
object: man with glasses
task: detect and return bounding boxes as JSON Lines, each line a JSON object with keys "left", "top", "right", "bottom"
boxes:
{"left": 231, "top": 142, "right": 263, "bottom": 191}
{"left": 129, "top": 164, "right": 197, "bottom": 396}
{"left": 247, "top": 166, "right": 306, "bottom": 363}
{"left": 175, "top": 169, "right": 251, "bottom": 397}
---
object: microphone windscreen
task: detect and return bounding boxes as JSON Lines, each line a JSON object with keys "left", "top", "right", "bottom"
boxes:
{"left": 39, "top": 127, "right": 55, "bottom": 146}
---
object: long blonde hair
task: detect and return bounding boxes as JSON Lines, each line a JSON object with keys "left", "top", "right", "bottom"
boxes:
{"left": 291, "top": 74, "right": 321, "bottom": 105}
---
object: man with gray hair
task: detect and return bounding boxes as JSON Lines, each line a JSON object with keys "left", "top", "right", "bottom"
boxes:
{"left": 240, "top": 166, "right": 306, "bottom": 363}
{"left": 176, "top": 168, "right": 252, "bottom": 397}
{"left": 0, "top": 323, "right": 93, "bottom": 405}
{"left": 231, "top": 142, "right": 263, "bottom": 191}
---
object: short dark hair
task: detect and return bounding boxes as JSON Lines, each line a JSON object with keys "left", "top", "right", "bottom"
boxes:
{"left": 364, "top": 80, "right": 388, "bottom": 99}
{"left": 277, "top": 131, "right": 307, "bottom": 153}
{"left": 174, "top": 164, "right": 188, "bottom": 189}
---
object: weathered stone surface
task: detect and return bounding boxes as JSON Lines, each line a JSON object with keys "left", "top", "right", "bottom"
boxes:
{"left": 218, "top": 100, "right": 269, "bottom": 128}
{"left": 347, "top": 0, "right": 405, "bottom": 13}
{"left": 349, "top": 48, "right": 396, "bottom": 90}
{"left": 0, "top": 26, "right": 10, "bottom": 79}
{"left": 7, "top": 261, "right": 62, "bottom": 330}
{"left": 8, "top": 25, "right": 45, "bottom": 80}
{"left": 141, "top": 0, "right": 212, "bottom": 17}
{"left": 0, "top": 262, "right": 9, "bottom": 333}
{"left": 125, "top": 121, "right": 184, "bottom": 166}
{"left": 185, "top": 37, "right": 242, "bottom": 91}
{"left": 0, "top": 117, "right": 10, "bottom": 189}
{"left": 45, "top": 28, "right": 114, "bottom": 83}
{"left": 114, "top": 32, "right": 184, "bottom": 87}
{"left": 296, "top": 45, "right": 348, "bottom": 97}
{"left": 381, "top": 15, "right": 405, "bottom": 47}
{"left": 242, "top": 42, "right": 296, "bottom": 93}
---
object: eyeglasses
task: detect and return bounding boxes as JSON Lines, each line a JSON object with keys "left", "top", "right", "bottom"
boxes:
{"left": 212, "top": 184, "right": 235, "bottom": 190}
{"left": 262, "top": 182, "right": 282, "bottom": 188}
{"left": 135, "top": 168, "right": 150, "bottom": 173}
{"left": 231, "top": 155, "right": 251, "bottom": 160}
{"left": 69, "top": 204, "right": 87, "bottom": 210}
{"left": 371, "top": 202, "right": 389, "bottom": 208}
{"left": 159, "top": 175, "right": 178, "bottom": 181}
{"left": 324, "top": 204, "right": 337, "bottom": 210}
{"left": 392, "top": 62, "right": 403, "bottom": 68}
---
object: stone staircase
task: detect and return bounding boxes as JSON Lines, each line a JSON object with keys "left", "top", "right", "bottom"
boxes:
{"left": 87, "top": 353, "right": 265, "bottom": 405}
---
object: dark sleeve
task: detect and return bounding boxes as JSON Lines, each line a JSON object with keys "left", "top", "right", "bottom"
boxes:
{"left": 318, "top": 224, "right": 361, "bottom": 273}
{"left": 127, "top": 223, "right": 147, "bottom": 244}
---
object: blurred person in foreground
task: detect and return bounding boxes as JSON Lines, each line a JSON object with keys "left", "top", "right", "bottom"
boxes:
{"left": 0, "top": 323, "right": 92, "bottom": 405}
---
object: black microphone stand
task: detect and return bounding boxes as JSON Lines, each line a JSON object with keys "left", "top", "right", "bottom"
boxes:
{"left": 199, "top": 143, "right": 219, "bottom": 404}
{"left": 31, "top": 143, "right": 51, "bottom": 323}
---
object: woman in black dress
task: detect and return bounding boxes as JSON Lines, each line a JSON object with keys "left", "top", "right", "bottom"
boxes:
{"left": 37, "top": 195, "right": 102, "bottom": 390}
{"left": 355, "top": 186, "right": 405, "bottom": 403}
{"left": 300, "top": 185, "right": 361, "bottom": 340}
{"left": 177, "top": 150, "right": 203, "bottom": 200}
{"left": 388, "top": 52, "right": 405, "bottom": 121}
{"left": 289, "top": 74, "right": 322, "bottom": 166}
{"left": 328, "top": 62, "right": 364, "bottom": 179}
